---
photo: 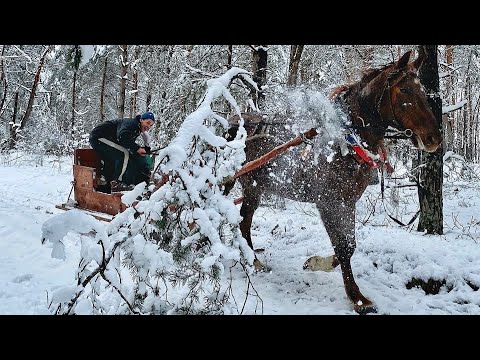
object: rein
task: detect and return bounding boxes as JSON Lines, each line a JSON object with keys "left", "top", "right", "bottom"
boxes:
{"left": 347, "top": 125, "right": 413, "bottom": 140}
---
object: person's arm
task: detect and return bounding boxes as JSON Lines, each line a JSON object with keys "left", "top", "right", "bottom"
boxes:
{"left": 141, "top": 131, "right": 151, "bottom": 147}
{"left": 117, "top": 120, "right": 141, "bottom": 153}
{"left": 140, "top": 131, "right": 152, "bottom": 154}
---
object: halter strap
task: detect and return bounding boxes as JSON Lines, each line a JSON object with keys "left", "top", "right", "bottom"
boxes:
{"left": 376, "top": 70, "right": 411, "bottom": 132}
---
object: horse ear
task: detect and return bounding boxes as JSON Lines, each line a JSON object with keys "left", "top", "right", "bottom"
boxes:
{"left": 396, "top": 50, "right": 412, "bottom": 69}
{"left": 412, "top": 47, "right": 425, "bottom": 71}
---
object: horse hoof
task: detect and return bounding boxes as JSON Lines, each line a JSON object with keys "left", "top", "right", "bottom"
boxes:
{"left": 253, "top": 259, "right": 271, "bottom": 272}
{"left": 303, "top": 255, "right": 337, "bottom": 272}
{"left": 354, "top": 303, "right": 377, "bottom": 315}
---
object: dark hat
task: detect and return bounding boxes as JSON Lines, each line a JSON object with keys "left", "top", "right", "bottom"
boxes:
{"left": 141, "top": 111, "right": 155, "bottom": 121}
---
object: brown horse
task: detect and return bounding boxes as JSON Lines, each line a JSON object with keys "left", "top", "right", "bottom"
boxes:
{"left": 228, "top": 50, "right": 442, "bottom": 314}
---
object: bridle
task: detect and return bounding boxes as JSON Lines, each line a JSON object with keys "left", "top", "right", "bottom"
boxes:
{"left": 378, "top": 69, "right": 415, "bottom": 138}
{"left": 347, "top": 68, "right": 415, "bottom": 140}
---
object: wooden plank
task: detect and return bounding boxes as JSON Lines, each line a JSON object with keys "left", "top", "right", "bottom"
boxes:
{"left": 74, "top": 148, "right": 101, "bottom": 168}
{"left": 55, "top": 203, "right": 115, "bottom": 222}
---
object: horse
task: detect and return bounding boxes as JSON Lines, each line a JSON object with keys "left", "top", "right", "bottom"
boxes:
{"left": 227, "top": 50, "right": 442, "bottom": 314}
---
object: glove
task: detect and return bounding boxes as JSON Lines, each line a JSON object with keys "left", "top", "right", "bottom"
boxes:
{"left": 144, "top": 146, "right": 151, "bottom": 154}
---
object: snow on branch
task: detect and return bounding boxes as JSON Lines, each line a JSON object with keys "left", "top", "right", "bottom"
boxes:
{"left": 442, "top": 100, "right": 467, "bottom": 114}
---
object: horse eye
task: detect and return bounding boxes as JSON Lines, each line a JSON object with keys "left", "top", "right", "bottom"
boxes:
{"left": 400, "top": 88, "right": 409, "bottom": 94}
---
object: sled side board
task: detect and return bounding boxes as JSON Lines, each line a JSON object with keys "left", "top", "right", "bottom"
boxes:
{"left": 73, "top": 164, "right": 127, "bottom": 216}
{"left": 73, "top": 148, "right": 126, "bottom": 216}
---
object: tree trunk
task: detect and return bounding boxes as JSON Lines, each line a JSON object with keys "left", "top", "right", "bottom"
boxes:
{"left": 252, "top": 45, "right": 268, "bottom": 110}
{"left": 71, "top": 70, "right": 77, "bottom": 144}
{"left": 444, "top": 45, "right": 454, "bottom": 151}
{"left": 474, "top": 95, "right": 480, "bottom": 162}
{"left": 227, "top": 45, "right": 233, "bottom": 68}
{"left": 0, "top": 45, "right": 7, "bottom": 118}
{"left": 287, "top": 45, "right": 304, "bottom": 86}
{"left": 146, "top": 93, "right": 152, "bottom": 112}
{"left": 118, "top": 45, "right": 128, "bottom": 119}
{"left": 130, "top": 71, "right": 138, "bottom": 117}
{"left": 223, "top": 45, "right": 234, "bottom": 116}
{"left": 459, "top": 49, "right": 473, "bottom": 158}
{"left": 417, "top": 45, "right": 443, "bottom": 235}
{"left": 343, "top": 46, "right": 356, "bottom": 82}
{"left": 129, "top": 46, "right": 141, "bottom": 118}
{"left": 466, "top": 76, "right": 473, "bottom": 160}
{"left": 0, "top": 45, "right": 4, "bottom": 82}
{"left": 360, "top": 45, "right": 374, "bottom": 71}
{"left": 100, "top": 56, "right": 108, "bottom": 121}
{"left": 18, "top": 46, "right": 51, "bottom": 133}
{"left": 7, "top": 91, "right": 19, "bottom": 149}
{"left": 70, "top": 45, "right": 81, "bottom": 145}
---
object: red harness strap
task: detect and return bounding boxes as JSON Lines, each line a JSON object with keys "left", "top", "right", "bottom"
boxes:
{"left": 351, "top": 145, "right": 379, "bottom": 168}
{"left": 345, "top": 134, "right": 380, "bottom": 169}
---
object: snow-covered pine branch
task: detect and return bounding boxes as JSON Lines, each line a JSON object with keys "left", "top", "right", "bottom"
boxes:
{"left": 438, "top": 65, "right": 462, "bottom": 78}
{"left": 442, "top": 100, "right": 467, "bottom": 114}
{"left": 42, "top": 67, "right": 256, "bottom": 315}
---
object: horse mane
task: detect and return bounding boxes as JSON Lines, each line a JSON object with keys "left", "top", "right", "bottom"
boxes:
{"left": 359, "top": 61, "right": 396, "bottom": 85}
{"left": 330, "top": 61, "right": 396, "bottom": 101}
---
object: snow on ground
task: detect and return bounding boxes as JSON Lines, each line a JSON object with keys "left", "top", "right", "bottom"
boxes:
{"left": 1, "top": 153, "right": 479, "bottom": 314}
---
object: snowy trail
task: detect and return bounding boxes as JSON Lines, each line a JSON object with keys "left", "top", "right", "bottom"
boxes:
{"left": 0, "top": 164, "right": 78, "bottom": 314}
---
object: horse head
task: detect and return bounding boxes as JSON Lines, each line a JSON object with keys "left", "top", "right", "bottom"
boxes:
{"left": 377, "top": 50, "right": 443, "bottom": 153}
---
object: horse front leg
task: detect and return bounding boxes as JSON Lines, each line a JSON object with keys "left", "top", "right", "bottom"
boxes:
{"left": 316, "top": 202, "right": 377, "bottom": 314}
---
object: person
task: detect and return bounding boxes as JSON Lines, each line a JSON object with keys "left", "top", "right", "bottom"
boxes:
{"left": 89, "top": 111, "right": 156, "bottom": 192}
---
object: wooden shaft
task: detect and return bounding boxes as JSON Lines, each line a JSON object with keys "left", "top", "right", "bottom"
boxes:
{"left": 234, "top": 128, "right": 318, "bottom": 179}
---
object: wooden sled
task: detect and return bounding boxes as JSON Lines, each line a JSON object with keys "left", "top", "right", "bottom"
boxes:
{"left": 56, "top": 148, "right": 128, "bottom": 222}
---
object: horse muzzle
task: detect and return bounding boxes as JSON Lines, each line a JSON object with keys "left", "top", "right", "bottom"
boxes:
{"left": 413, "top": 132, "right": 442, "bottom": 153}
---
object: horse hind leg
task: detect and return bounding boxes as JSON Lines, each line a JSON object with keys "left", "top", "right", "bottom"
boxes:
{"left": 222, "top": 177, "right": 236, "bottom": 196}
{"left": 239, "top": 186, "right": 270, "bottom": 272}
{"left": 314, "top": 203, "right": 377, "bottom": 314}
